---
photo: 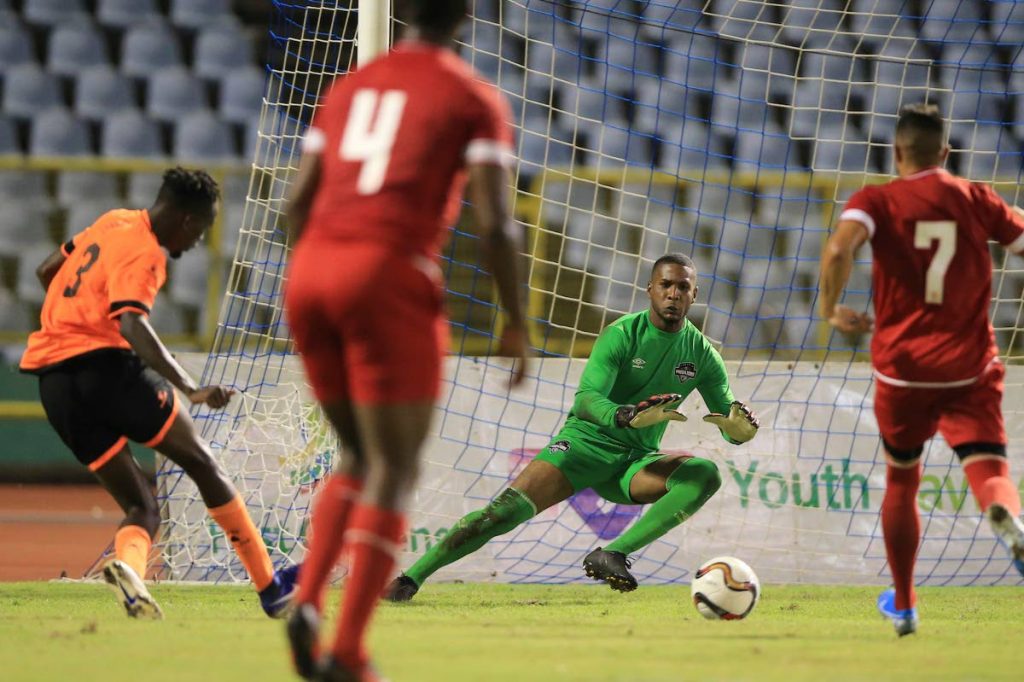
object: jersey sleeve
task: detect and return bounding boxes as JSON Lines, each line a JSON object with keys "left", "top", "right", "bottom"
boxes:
{"left": 697, "top": 345, "right": 735, "bottom": 422}
{"left": 572, "top": 325, "right": 629, "bottom": 427}
{"left": 464, "top": 81, "right": 514, "bottom": 168}
{"left": 972, "top": 182, "right": 1024, "bottom": 253}
{"left": 107, "top": 247, "right": 166, "bottom": 319}
{"left": 301, "top": 78, "right": 342, "bottom": 156}
{"left": 838, "top": 186, "right": 880, "bottom": 239}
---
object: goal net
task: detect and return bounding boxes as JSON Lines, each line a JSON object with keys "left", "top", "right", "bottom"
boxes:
{"left": 154, "top": 0, "right": 1024, "bottom": 586}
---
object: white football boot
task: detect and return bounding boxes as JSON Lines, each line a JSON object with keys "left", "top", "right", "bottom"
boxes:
{"left": 102, "top": 559, "right": 163, "bottom": 619}
{"left": 986, "top": 503, "right": 1024, "bottom": 577}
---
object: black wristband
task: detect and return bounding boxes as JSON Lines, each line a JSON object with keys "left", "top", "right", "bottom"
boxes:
{"left": 614, "top": 405, "right": 636, "bottom": 429}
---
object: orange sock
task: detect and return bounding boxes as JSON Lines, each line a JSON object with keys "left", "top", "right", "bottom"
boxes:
{"left": 964, "top": 457, "right": 1021, "bottom": 516}
{"left": 114, "top": 525, "right": 152, "bottom": 580}
{"left": 208, "top": 495, "right": 275, "bottom": 591}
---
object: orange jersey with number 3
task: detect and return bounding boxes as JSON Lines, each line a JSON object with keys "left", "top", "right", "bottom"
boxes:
{"left": 20, "top": 209, "right": 167, "bottom": 372}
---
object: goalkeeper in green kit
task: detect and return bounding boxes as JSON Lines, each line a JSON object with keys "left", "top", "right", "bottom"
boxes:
{"left": 387, "top": 254, "right": 759, "bottom": 599}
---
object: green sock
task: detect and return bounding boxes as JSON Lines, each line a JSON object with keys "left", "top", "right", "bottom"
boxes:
{"left": 404, "top": 487, "right": 536, "bottom": 587}
{"left": 605, "top": 457, "right": 722, "bottom": 556}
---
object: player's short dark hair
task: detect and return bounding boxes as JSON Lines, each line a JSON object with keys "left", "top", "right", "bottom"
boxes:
{"left": 652, "top": 253, "right": 697, "bottom": 276}
{"left": 894, "top": 103, "right": 945, "bottom": 164}
{"left": 156, "top": 166, "right": 220, "bottom": 216}
{"left": 397, "top": 0, "right": 466, "bottom": 36}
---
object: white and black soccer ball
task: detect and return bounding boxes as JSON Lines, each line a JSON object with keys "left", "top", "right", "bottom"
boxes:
{"left": 690, "top": 556, "right": 760, "bottom": 620}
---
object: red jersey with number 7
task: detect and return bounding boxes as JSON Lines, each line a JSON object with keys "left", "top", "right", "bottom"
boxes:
{"left": 300, "top": 40, "right": 514, "bottom": 255}
{"left": 840, "top": 167, "right": 1024, "bottom": 386}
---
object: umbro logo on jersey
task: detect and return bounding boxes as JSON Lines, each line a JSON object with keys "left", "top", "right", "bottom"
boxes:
{"left": 631, "top": 358, "right": 646, "bottom": 369}
{"left": 549, "top": 440, "right": 571, "bottom": 453}
{"left": 675, "top": 362, "right": 697, "bottom": 382}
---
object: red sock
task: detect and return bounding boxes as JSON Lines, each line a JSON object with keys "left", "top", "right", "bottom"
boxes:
{"left": 882, "top": 462, "right": 922, "bottom": 611}
{"left": 296, "top": 475, "right": 364, "bottom": 611}
{"left": 331, "top": 504, "right": 405, "bottom": 669}
{"left": 963, "top": 456, "right": 1021, "bottom": 516}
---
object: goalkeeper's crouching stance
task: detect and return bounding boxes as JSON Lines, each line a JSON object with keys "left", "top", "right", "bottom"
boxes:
{"left": 387, "top": 254, "right": 759, "bottom": 600}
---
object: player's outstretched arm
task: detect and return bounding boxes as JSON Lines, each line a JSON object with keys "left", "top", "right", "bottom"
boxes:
{"left": 467, "top": 162, "right": 529, "bottom": 387}
{"left": 35, "top": 247, "right": 66, "bottom": 290}
{"left": 119, "top": 312, "right": 234, "bottom": 408}
{"left": 820, "top": 220, "right": 873, "bottom": 335}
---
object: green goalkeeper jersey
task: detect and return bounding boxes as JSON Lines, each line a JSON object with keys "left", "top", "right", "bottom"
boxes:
{"left": 567, "top": 310, "right": 735, "bottom": 453}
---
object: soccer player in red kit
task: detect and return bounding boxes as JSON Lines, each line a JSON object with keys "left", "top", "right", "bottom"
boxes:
{"left": 820, "top": 104, "right": 1024, "bottom": 636}
{"left": 281, "top": 1, "right": 529, "bottom": 678}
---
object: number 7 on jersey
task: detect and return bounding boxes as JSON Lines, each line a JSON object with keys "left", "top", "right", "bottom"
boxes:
{"left": 914, "top": 220, "right": 956, "bottom": 305}
{"left": 340, "top": 88, "right": 408, "bottom": 195}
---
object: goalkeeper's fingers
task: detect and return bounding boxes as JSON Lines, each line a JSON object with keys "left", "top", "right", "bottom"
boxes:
{"left": 702, "top": 401, "right": 759, "bottom": 443}
{"left": 628, "top": 395, "right": 686, "bottom": 428}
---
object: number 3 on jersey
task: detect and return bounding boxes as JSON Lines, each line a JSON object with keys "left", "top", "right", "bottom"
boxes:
{"left": 340, "top": 88, "right": 407, "bottom": 195}
{"left": 914, "top": 220, "right": 956, "bottom": 305}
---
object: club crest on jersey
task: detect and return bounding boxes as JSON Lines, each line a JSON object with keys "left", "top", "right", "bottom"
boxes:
{"left": 674, "top": 362, "right": 697, "bottom": 382}
{"left": 631, "top": 358, "right": 646, "bottom": 369}
{"left": 549, "top": 440, "right": 571, "bottom": 453}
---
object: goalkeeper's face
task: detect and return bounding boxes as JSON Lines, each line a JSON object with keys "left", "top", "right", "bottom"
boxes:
{"left": 647, "top": 263, "right": 697, "bottom": 328}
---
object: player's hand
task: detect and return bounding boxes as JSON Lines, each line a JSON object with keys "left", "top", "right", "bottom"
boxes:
{"left": 827, "top": 304, "right": 874, "bottom": 335}
{"left": 497, "top": 323, "right": 530, "bottom": 389}
{"left": 703, "top": 401, "right": 759, "bottom": 444}
{"left": 187, "top": 385, "right": 236, "bottom": 409}
{"left": 615, "top": 393, "right": 686, "bottom": 429}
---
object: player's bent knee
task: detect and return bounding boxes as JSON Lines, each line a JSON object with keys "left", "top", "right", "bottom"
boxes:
{"left": 882, "top": 440, "right": 924, "bottom": 463}
{"left": 671, "top": 457, "right": 722, "bottom": 494}
{"left": 954, "top": 442, "right": 1007, "bottom": 460}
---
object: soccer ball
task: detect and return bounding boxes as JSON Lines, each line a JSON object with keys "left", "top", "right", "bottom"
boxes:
{"left": 690, "top": 556, "right": 760, "bottom": 620}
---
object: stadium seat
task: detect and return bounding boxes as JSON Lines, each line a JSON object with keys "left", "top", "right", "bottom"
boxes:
{"left": 0, "top": 205, "right": 52, "bottom": 257}
{"left": 127, "top": 172, "right": 163, "bottom": 208}
{"left": 0, "top": 170, "right": 47, "bottom": 201}
{"left": 957, "top": 126, "right": 1022, "bottom": 180}
{"left": 2, "top": 63, "right": 63, "bottom": 121}
{"left": 657, "top": 120, "right": 729, "bottom": 175}
{"left": 63, "top": 200, "right": 114, "bottom": 240}
{"left": 23, "top": 0, "right": 87, "bottom": 27}
{"left": 148, "top": 292, "right": 189, "bottom": 335}
{"left": 46, "top": 20, "right": 110, "bottom": 79}
{"left": 121, "top": 20, "right": 183, "bottom": 80}
{"left": 101, "top": 109, "right": 163, "bottom": 159}
{"left": 780, "top": 0, "right": 846, "bottom": 46}
{"left": 15, "top": 242, "right": 57, "bottom": 306}
{"left": 29, "top": 107, "right": 92, "bottom": 157}
{"left": 517, "top": 127, "right": 573, "bottom": 176}
{"left": 219, "top": 66, "right": 266, "bottom": 124}
{"left": 169, "top": 247, "right": 209, "bottom": 307}
{"left": 146, "top": 67, "right": 208, "bottom": 123}
{"left": 662, "top": 41, "right": 719, "bottom": 92}
{"left": 525, "top": 40, "right": 583, "bottom": 84}
{"left": 811, "top": 126, "right": 870, "bottom": 172}
{"left": 632, "top": 79, "right": 699, "bottom": 134}
{"left": 710, "top": 80, "right": 770, "bottom": 130}
{"left": 170, "top": 0, "right": 232, "bottom": 30}
{"left": 97, "top": 0, "right": 161, "bottom": 30}
{"left": 875, "top": 41, "right": 931, "bottom": 89}
{"left": 56, "top": 171, "right": 120, "bottom": 209}
{"left": 990, "top": 1, "right": 1024, "bottom": 45}
{"left": 920, "top": 0, "right": 984, "bottom": 43}
{"left": 173, "top": 111, "right": 236, "bottom": 162}
{"left": 75, "top": 65, "right": 137, "bottom": 123}
{"left": 0, "top": 287, "right": 32, "bottom": 332}
{"left": 193, "top": 23, "right": 256, "bottom": 82}
{"left": 641, "top": 1, "right": 703, "bottom": 33}
{"left": 582, "top": 124, "right": 653, "bottom": 167}
{"left": 733, "top": 126, "right": 801, "bottom": 174}
{"left": 0, "top": 21, "right": 34, "bottom": 70}
{"left": 0, "top": 115, "right": 19, "bottom": 154}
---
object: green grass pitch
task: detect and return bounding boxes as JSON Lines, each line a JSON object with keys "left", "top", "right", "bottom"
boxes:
{"left": 1, "top": 582, "right": 1021, "bottom": 681}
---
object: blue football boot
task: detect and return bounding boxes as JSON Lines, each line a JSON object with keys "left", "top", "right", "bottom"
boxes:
{"left": 877, "top": 588, "right": 918, "bottom": 637}
{"left": 259, "top": 562, "right": 301, "bottom": 618}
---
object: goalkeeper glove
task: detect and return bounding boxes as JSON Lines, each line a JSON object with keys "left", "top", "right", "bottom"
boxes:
{"left": 614, "top": 393, "right": 687, "bottom": 429}
{"left": 703, "top": 401, "right": 759, "bottom": 444}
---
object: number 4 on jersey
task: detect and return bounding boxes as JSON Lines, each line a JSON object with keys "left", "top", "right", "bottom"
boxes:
{"left": 340, "top": 88, "right": 407, "bottom": 195}
{"left": 914, "top": 220, "right": 956, "bottom": 305}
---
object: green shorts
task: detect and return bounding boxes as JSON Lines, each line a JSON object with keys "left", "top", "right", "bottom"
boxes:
{"left": 534, "top": 426, "right": 667, "bottom": 504}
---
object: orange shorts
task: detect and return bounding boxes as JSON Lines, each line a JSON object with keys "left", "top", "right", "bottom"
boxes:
{"left": 873, "top": 361, "right": 1006, "bottom": 453}
{"left": 284, "top": 240, "right": 447, "bottom": 404}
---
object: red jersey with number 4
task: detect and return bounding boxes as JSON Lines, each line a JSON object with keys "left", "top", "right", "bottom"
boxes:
{"left": 840, "top": 167, "right": 1024, "bottom": 386}
{"left": 301, "top": 40, "right": 513, "bottom": 255}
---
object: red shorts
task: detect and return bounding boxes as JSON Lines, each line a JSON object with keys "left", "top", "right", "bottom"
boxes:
{"left": 284, "top": 239, "right": 447, "bottom": 404}
{"left": 873, "top": 361, "right": 1006, "bottom": 452}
